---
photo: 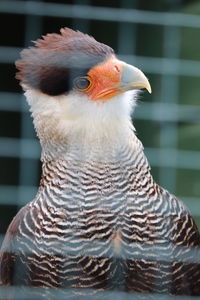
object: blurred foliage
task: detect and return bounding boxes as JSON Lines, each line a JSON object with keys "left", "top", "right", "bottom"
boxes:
{"left": 177, "top": 169, "right": 200, "bottom": 198}
{"left": 137, "top": 24, "right": 164, "bottom": 58}
{"left": 179, "top": 76, "right": 200, "bottom": 105}
{"left": 134, "top": 0, "right": 200, "bottom": 228}
{"left": 177, "top": 1, "right": 200, "bottom": 223}
{"left": 178, "top": 123, "right": 200, "bottom": 151}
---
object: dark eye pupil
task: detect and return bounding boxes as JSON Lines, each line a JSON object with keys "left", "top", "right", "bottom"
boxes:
{"left": 74, "top": 77, "right": 90, "bottom": 90}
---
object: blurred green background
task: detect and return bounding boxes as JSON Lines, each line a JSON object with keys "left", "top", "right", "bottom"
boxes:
{"left": 0, "top": 0, "right": 200, "bottom": 242}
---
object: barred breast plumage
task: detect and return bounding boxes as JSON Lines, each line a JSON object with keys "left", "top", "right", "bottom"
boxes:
{"left": 1, "top": 141, "right": 200, "bottom": 299}
{"left": 0, "top": 27, "right": 200, "bottom": 299}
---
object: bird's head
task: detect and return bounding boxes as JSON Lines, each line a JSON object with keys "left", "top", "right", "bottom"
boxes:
{"left": 16, "top": 28, "right": 151, "bottom": 155}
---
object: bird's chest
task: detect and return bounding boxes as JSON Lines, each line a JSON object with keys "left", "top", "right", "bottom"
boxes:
{"left": 35, "top": 161, "right": 161, "bottom": 259}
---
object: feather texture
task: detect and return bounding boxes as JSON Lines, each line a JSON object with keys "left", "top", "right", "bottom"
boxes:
{"left": 16, "top": 28, "right": 114, "bottom": 96}
{"left": 1, "top": 27, "right": 200, "bottom": 300}
{"left": 1, "top": 136, "right": 200, "bottom": 299}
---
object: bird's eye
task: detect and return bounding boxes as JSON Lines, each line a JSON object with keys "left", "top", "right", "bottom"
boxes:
{"left": 73, "top": 77, "right": 91, "bottom": 91}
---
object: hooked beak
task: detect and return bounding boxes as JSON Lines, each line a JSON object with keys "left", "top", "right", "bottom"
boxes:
{"left": 120, "top": 62, "right": 151, "bottom": 94}
{"left": 86, "top": 57, "right": 152, "bottom": 101}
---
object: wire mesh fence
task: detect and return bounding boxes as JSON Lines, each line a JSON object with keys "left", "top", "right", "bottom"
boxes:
{"left": 0, "top": 0, "right": 200, "bottom": 298}
{"left": 0, "top": 286, "right": 199, "bottom": 300}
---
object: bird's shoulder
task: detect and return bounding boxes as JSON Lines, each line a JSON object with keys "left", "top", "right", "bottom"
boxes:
{"left": 0, "top": 203, "right": 33, "bottom": 285}
{"left": 1, "top": 202, "right": 33, "bottom": 249}
{"left": 157, "top": 185, "right": 200, "bottom": 247}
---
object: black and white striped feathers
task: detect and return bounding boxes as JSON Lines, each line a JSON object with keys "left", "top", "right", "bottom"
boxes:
{"left": 0, "top": 28, "right": 200, "bottom": 299}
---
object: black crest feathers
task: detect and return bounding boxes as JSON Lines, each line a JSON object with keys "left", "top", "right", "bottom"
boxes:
{"left": 16, "top": 28, "right": 114, "bottom": 96}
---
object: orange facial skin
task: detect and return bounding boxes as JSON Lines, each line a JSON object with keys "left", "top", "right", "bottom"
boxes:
{"left": 85, "top": 56, "right": 124, "bottom": 101}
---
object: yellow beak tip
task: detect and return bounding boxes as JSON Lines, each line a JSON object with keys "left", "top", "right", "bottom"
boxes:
{"left": 146, "top": 85, "right": 152, "bottom": 94}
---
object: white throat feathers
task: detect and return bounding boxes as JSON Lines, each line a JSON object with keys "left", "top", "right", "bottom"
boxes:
{"left": 24, "top": 88, "right": 142, "bottom": 161}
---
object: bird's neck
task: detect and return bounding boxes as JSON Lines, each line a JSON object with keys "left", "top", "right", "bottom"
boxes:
{"left": 40, "top": 119, "right": 142, "bottom": 163}
{"left": 25, "top": 88, "right": 142, "bottom": 162}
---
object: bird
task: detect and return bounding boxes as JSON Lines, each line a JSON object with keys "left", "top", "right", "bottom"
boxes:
{"left": 0, "top": 27, "right": 200, "bottom": 300}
